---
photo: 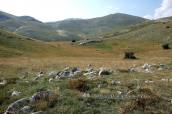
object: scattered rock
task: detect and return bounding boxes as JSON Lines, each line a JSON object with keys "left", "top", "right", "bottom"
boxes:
{"left": 110, "top": 70, "right": 114, "bottom": 73}
{"left": 137, "top": 85, "right": 143, "bottom": 89}
{"left": 30, "top": 90, "right": 54, "bottom": 104}
{"left": 133, "top": 64, "right": 137, "bottom": 67}
{"left": 59, "top": 71, "right": 73, "bottom": 78}
{"left": 4, "top": 98, "right": 29, "bottom": 114}
{"left": 20, "top": 106, "right": 31, "bottom": 112}
{"left": 161, "top": 79, "right": 168, "bottom": 81}
{"left": 112, "top": 81, "right": 121, "bottom": 85}
{"left": 158, "top": 67, "right": 162, "bottom": 70}
{"left": 130, "top": 68, "right": 135, "bottom": 72}
{"left": 12, "top": 91, "right": 21, "bottom": 96}
{"left": 86, "top": 68, "right": 94, "bottom": 72}
{"left": 23, "top": 79, "right": 29, "bottom": 83}
{"left": 117, "top": 91, "right": 123, "bottom": 94}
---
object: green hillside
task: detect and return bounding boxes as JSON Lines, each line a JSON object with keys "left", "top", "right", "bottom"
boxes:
{"left": 0, "top": 11, "right": 83, "bottom": 42}
{"left": 47, "top": 13, "right": 147, "bottom": 38}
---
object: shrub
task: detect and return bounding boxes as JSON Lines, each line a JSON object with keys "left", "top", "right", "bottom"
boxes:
{"left": 166, "top": 26, "right": 170, "bottom": 28}
{"left": 72, "top": 40, "right": 76, "bottom": 42}
{"left": 100, "top": 71, "right": 110, "bottom": 75}
{"left": 162, "top": 43, "right": 170, "bottom": 49}
{"left": 124, "top": 52, "right": 136, "bottom": 59}
{"left": 0, "top": 96, "right": 10, "bottom": 105}
{"left": 6, "top": 77, "right": 19, "bottom": 84}
{"left": 66, "top": 79, "right": 87, "bottom": 92}
{"left": 72, "top": 67, "right": 78, "bottom": 72}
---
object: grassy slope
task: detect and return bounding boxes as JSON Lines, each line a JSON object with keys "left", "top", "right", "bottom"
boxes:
{"left": 0, "top": 11, "right": 83, "bottom": 42}
{"left": 47, "top": 13, "right": 147, "bottom": 38}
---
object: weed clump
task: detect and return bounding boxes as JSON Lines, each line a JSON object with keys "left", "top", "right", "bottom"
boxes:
{"left": 6, "top": 77, "right": 19, "bottom": 84}
{"left": 162, "top": 43, "right": 170, "bottom": 49}
{"left": 100, "top": 70, "right": 110, "bottom": 75}
{"left": 66, "top": 79, "right": 87, "bottom": 92}
{"left": 124, "top": 52, "right": 136, "bottom": 59}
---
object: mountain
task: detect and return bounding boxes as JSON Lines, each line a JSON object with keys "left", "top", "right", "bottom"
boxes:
{"left": 47, "top": 13, "right": 148, "bottom": 38}
{"left": 0, "top": 11, "right": 83, "bottom": 42}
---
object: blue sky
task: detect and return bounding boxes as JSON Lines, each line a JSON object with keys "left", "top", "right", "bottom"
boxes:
{"left": 0, "top": 0, "right": 172, "bottom": 22}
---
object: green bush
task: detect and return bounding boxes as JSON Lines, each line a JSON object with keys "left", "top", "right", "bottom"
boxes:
{"left": 124, "top": 52, "right": 136, "bottom": 59}
{"left": 100, "top": 70, "right": 110, "bottom": 75}
{"left": 162, "top": 43, "right": 170, "bottom": 49}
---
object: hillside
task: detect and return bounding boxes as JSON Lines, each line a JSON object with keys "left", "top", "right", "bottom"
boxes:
{"left": 47, "top": 13, "right": 147, "bottom": 38}
{"left": 0, "top": 11, "right": 83, "bottom": 42}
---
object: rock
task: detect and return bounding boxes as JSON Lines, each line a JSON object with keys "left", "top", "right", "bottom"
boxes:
{"left": 110, "top": 70, "right": 114, "bottom": 73}
{"left": 160, "top": 64, "right": 164, "bottom": 67}
{"left": 88, "top": 64, "right": 92, "bottom": 67}
{"left": 158, "top": 67, "right": 162, "bottom": 70}
{"left": 83, "top": 93, "right": 90, "bottom": 97}
{"left": 0, "top": 80, "right": 7, "bottom": 86}
{"left": 145, "top": 69, "right": 151, "bottom": 73}
{"left": 59, "top": 71, "right": 73, "bottom": 78}
{"left": 133, "top": 64, "right": 137, "bottom": 67}
{"left": 37, "top": 73, "right": 44, "bottom": 77}
{"left": 12, "top": 91, "right": 21, "bottom": 96}
{"left": 55, "top": 75, "right": 60, "bottom": 79}
{"left": 117, "top": 91, "right": 123, "bottom": 94}
{"left": 68, "top": 74, "right": 75, "bottom": 78}
{"left": 49, "top": 78, "right": 53, "bottom": 82}
{"left": 4, "top": 98, "right": 29, "bottom": 114}
{"left": 30, "top": 90, "right": 54, "bottom": 104}
{"left": 1, "top": 77, "right": 8, "bottom": 80}
{"left": 98, "top": 68, "right": 106, "bottom": 76}
{"left": 130, "top": 68, "right": 135, "bottom": 72}
{"left": 137, "top": 85, "right": 143, "bottom": 89}
{"left": 21, "top": 76, "right": 25, "bottom": 79}
{"left": 34, "top": 77, "right": 38, "bottom": 80}
{"left": 37, "top": 70, "right": 46, "bottom": 77}
{"left": 63, "top": 67, "right": 72, "bottom": 71}
{"left": 145, "top": 81, "right": 154, "bottom": 83}
{"left": 48, "top": 71, "right": 57, "bottom": 77}
{"left": 86, "top": 68, "right": 93, "bottom": 72}
{"left": 31, "top": 111, "right": 44, "bottom": 114}
{"left": 23, "top": 79, "right": 29, "bottom": 83}
{"left": 112, "top": 81, "right": 121, "bottom": 85}
{"left": 20, "top": 106, "right": 31, "bottom": 112}
{"left": 161, "top": 79, "right": 168, "bottom": 81}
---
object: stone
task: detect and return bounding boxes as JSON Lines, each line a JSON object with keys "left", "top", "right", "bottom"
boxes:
{"left": 133, "top": 64, "right": 137, "bottom": 67}
{"left": 4, "top": 98, "right": 29, "bottom": 114}
{"left": 83, "top": 93, "right": 90, "bottom": 97}
{"left": 59, "top": 71, "right": 73, "bottom": 78}
{"left": 130, "top": 68, "right": 135, "bottom": 72}
{"left": 23, "top": 79, "right": 29, "bottom": 83}
{"left": 31, "top": 111, "right": 43, "bottom": 114}
{"left": 12, "top": 91, "right": 21, "bottom": 96}
{"left": 37, "top": 73, "right": 44, "bottom": 77}
{"left": 158, "top": 68, "right": 162, "bottom": 70}
{"left": 20, "top": 106, "right": 31, "bottom": 112}
{"left": 160, "top": 64, "right": 164, "bottom": 67}
{"left": 0, "top": 80, "right": 7, "bottom": 86}
{"left": 48, "top": 71, "right": 57, "bottom": 77}
{"left": 110, "top": 70, "right": 114, "bottom": 73}
{"left": 117, "top": 91, "right": 123, "bottom": 94}
{"left": 49, "top": 78, "right": 53, "bottom": 82}
{"left": 1, "top": 77, "right": 8, "bottom": 80}
{"left": 145, "top": 81, "right": 154, "bottom": 83}
{"left": 137, "top": 85, "right": 143, "bottom": 89}
{"left": 55, "top": 75, "right": 60, "bottom": 79}
{"left": 86, "top": 68, "right": 94, "bottom": 72}
{"left": 63, "top": 67, "right": 72, "bottom": 71}
{"left": 161, "top": 79, "right": 168, "bottom": 81}
{"left": 30, "top": 90, "right": 54, "bottom": 104}
{"left": 112, "top": 81, "right": 121, "bottom": 85}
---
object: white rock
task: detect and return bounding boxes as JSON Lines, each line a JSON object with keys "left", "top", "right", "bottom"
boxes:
{"left": 37, "top": 74, "right": 44, "bottom": 77}
{"left": 158, "top": 68, "right": 162, "bottom": 70}
{"left": 117, "top": 91, "right": 123, "bottom": 94}
{"left": 30, "top": 90, "right": 54, "bottom": 104}
{"left": 63, "top": 67, "right": 72, "bottom": 71}
{"left": 20, "top": 106, "right": 31, "bottom": 112}
{"left": 112, "top": 81, "right": 121, "bottom": 85}
{"left": 55, "top": 75, "right": 60, "bottom": 79}
{"left": 0, "top": 80, "right": 7, "bottom": 85}
{"left": 161, "top": 79, "right": 168, "bottom": 81}
{"left": 23, "top": 79, "right": 29, "bottom": 83}
{"left": 110, "top": 70, "right": 114, "bottom": 73}
{"left": 4, "top": 98, "right": 29, "bottom": 114}
{"left": 12, "top": 91, "right": 21, "bottom": 96}
{"left": 137, "top": 85, "right": 143, "bottom": 89}
{"left": 83, "top": 93, "right": 90, "bottom": 97}
{"left": 145, "top": 81, "right": 154, "bottom": 83}
{"left": 48, "top": 71, "right": 57, "bottom": 77}
{"left": 133, "top": 64, "right": 137, "bottom": 67}
{"left": 88, "top": 64, "right": 92, "bottom": 67}
{"left": 49, "top": 78, "right": 53, "bottom": 82}
{"left": 130, "top": 68, "right": 135, "bottom": 72}
{"left": 86, "top": 68, "right": 93, "bottom": 72}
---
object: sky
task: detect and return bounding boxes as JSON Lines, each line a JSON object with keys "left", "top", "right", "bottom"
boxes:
{"left": 0, "top": 0, "right": 172, "bottom": 22}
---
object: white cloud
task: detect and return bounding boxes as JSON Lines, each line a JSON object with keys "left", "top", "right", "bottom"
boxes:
{"left": 154, "top": 0, "right": 172, "bottom": 19}
{"left": 144, "top": 0, "right": 172, "bottom": 19}
{"left": 114, "top": 8, "right": 119, "bottom": 10}
{"left": 105, "top": 6, "right": 113, "bottom": 9}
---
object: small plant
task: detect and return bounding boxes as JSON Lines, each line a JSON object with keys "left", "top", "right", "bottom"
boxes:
{"left": 72, "top": 40, "right": 76, "bottom": 42}
{"left": 72, "top": 67, "right": 78, "bottom": 72}
{"left": 162, "top": 43, "right": 170, "bottom": 49}
{"left": 100, "top": 70, "right": 110, "bottom": 75}
{"left": 166, "top": 26, "right": 170, "bottom": 28}
{"left": 66, "top": 79, "right": 87, "bottom": 92}
{"left": 124, "top": 52, "right": 136, "bottom": 59}
{"left": 6, "top": 77, "right": 19, "bottom": 84}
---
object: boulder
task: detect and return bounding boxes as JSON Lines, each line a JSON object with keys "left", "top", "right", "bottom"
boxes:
{"left": 20, "top": 106, "right": 31, "bottom": 112}
{"left": 4, "top": 98, "right": 29, "bottom": 114}
{"left": 12, "top": 91, "right": 21, "bottom": 96}
{"left": 48, "top": 71, "right": 57, "bottom": 77}
{"left": 30, "top": 90, "right": 54, "bottom": 104}
{"left": 59, "top": 71, "right": 73, "bottom": 78}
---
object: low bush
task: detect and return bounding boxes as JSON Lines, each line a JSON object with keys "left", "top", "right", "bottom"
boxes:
{"left": 162, "top": 43, "right": 170, "bottom": 49}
